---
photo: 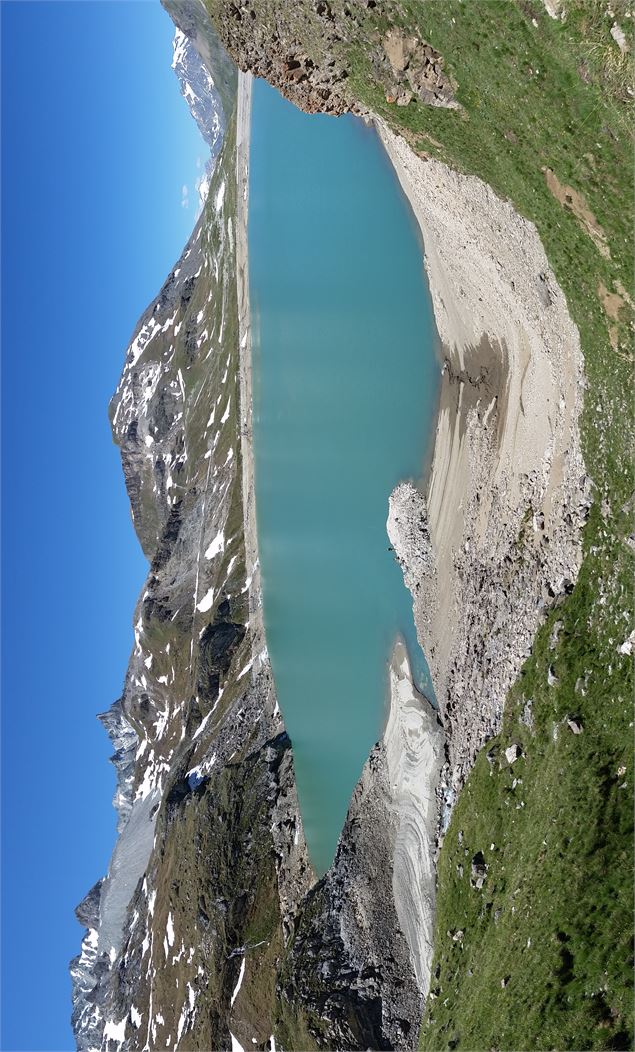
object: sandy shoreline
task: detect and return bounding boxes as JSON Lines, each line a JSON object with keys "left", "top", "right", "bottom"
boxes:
{"left": 379, "top": 118, "right": 587, "bottom": 792}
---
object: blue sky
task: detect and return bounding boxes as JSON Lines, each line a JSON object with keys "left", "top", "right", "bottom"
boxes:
{"left": 1, "top": 3, "right": 208, "bottom": 1047}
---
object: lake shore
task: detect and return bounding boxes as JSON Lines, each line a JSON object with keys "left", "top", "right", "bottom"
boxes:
{"left": 379, "top": 120, "right": 588, "bottom": 796}
{"left": 236, "top": 70, "right": 268, "bottom": 664}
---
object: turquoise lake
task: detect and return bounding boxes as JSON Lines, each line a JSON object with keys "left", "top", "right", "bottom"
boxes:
{"left": 249, "top": 79, "right": 440, "bottom": 875}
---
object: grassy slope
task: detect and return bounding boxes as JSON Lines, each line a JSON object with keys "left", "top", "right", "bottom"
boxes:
{"left": 340, "top": 2, "right": 633, "bottom": 1049}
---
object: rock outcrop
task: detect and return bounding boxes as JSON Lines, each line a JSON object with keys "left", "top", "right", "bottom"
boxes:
{"left": 205, "top": 0, "right": 456, "bottom": 115}
{"left": 382, "top": 27, "right": 457, "bottom": 108}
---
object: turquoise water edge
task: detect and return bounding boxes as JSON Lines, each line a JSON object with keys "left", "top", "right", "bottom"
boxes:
{"left": 249, "top": 79, "right": 440, "bottom": 875}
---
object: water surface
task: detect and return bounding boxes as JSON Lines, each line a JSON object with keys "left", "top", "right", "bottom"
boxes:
{"left": 250, "top": 80, "right": 439, "bottom": 875}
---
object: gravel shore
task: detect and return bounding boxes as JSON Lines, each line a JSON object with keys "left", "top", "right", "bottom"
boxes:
{"left": 379, "top": 121, "right": 588, "bottom": 793}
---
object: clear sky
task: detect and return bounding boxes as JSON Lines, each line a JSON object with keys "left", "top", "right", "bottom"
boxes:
{"left": 1, "top": 3, "right": 208, "bottom": 1048}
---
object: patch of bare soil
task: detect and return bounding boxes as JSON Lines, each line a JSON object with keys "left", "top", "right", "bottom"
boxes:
{"left": 544, "top": 166, "right": 611, "bottom": 258}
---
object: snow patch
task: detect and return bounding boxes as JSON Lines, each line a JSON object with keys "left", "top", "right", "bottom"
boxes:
{"left": 196, "top": 586, "right": 215, "bottom": 613}
{"left": 172, "top": 28, "right": 187, "bottom": 70}
{"left": 187, "top": 752, "right": 216, "bottom": 788}
{"left": 215, "top": 180, "right": 226, "bottom": 212}
{"left": 192, "top": 689, "right": 223, "bottom": 740}
{"left": 237, "top": 658, "right": 254, "bottom": 681}
{"left": 205, "top": 530, "right": 225, "bottom": 560}
{"left": 230, "top": 955, "right": 246, "bottom": 1007}
{"left": 177, "top": 1003, "right": 188, "bottom": 1043}
{"left": 127, "top": 317, "right": 160, "bottom": 369}
{"left": 103, "top": 1016, "right": 127, "bottom": 1045}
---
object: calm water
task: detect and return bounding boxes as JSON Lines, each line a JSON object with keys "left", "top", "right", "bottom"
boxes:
{"left": 249, "top": 79, "right": 439, "bottom": 875}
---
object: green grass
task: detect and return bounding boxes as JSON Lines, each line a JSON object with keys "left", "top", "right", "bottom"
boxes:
{"left": 338, "top": 2, "right": 634, "bottom": 1048}
{"left": 421, "top": 561, "right": 633, "bottom": 1050}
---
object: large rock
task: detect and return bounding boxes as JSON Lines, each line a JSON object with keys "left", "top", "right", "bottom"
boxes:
{"left": 505, "top": 743, "right": 522, "bottom": 764}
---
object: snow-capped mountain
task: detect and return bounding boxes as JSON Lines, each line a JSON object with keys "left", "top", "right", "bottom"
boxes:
{"left": 172, "top": 27, "right": 224, "bottom": 166}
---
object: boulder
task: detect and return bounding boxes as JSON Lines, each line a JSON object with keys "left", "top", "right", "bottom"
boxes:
{"left": 383, "top": 28, "right": 418, "bottom": 73}
{"left": 470, "top": 852, "right": 488, "bottom": 890}
{"left": 505, "top": 743, "right": 522, "bottom": 764}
